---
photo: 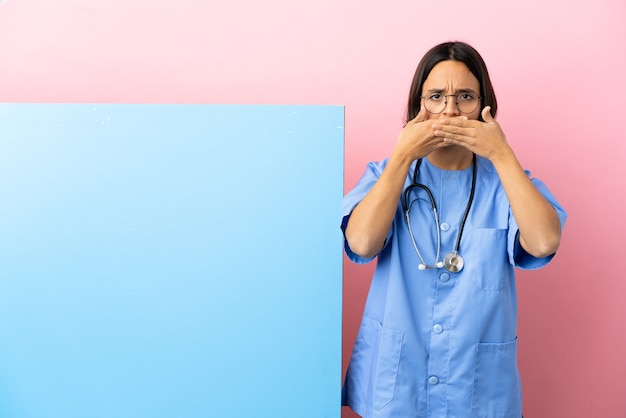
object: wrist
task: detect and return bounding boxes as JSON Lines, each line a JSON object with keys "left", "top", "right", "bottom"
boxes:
{"left": 488, "top": 143, "right": 516, "bottom": 168}
{"left": 389, "top": 146, "right": 416, "bottom": 173}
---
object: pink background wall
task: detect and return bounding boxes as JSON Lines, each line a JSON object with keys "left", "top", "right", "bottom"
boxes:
{"left": 1, "top": 1, "right": 624, "bottom": 417}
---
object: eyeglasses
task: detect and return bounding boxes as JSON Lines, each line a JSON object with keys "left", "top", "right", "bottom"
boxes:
{"left": 420, "top": 92, "right": 482, "bottom": 114}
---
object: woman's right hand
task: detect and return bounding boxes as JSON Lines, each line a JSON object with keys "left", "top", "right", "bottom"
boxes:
{"left": 394, "top": 108, "right": 444, "bottom": 161}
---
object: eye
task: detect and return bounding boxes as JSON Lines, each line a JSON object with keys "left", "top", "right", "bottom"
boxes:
{"left": 458, "top": 93, "right": 476, "bottom": 102}
{"left": 428, "top": 93, "right": 444, "bottom": 101}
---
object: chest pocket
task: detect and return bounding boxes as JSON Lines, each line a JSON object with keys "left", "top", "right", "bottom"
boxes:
{"left": 462, "top": 227, "right": 512, "bottom": 291}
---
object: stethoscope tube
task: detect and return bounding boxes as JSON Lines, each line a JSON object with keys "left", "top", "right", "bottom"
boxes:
{"left": 403, "top": 183, "right": 443, "bottom": 270}
{"left": 402, "top": 154, "right": 477, "bottom": 272}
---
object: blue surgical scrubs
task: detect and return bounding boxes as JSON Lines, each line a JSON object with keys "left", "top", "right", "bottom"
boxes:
{"left": 341, "top": 156, "right": 567, "bottom": 418}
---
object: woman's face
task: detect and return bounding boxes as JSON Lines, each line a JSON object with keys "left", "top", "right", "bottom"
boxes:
{"left": 421, "top": 60, "right": 481, "bottom": 120}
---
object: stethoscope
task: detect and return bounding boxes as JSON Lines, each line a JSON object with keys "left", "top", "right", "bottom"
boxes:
{"left": 402, "top": 154, "right": 477, "bottom": 273}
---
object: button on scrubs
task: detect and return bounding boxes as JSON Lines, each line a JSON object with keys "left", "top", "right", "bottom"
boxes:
{"left": 341, "top": 157, "right": 567, "bottom": 418}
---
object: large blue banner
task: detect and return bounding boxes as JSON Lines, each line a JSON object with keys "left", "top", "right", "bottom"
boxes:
{"left": 0, "top": 104, "right": 344, "bottom": 418}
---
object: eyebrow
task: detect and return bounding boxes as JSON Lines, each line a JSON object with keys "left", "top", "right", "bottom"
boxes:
{"left": 425, "top": 88, "right": 479, "bottom": 94}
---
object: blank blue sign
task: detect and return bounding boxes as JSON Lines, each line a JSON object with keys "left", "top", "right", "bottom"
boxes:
{"left": 0, "top": 104, "right": 344, "bottom": 418}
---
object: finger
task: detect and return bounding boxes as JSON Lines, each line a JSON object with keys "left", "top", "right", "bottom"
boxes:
{"left": 481, "top": 106, "right": 495, "bottom": 124}
{"left": 434, "top": 114, "right": 470, "bottom": 129}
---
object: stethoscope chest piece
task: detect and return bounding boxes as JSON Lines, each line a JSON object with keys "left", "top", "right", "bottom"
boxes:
{"left": 443, "top": 251, "right": 464, "bottom": 273}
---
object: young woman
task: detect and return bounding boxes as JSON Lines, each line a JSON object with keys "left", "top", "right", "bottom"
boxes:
{"left": 341, "top": 41, "right": 567, "bottom": 418}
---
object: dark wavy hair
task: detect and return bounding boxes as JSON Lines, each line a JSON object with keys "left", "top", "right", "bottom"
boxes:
{"left": 406, "top": 41, "right": 497, "bottom": 123}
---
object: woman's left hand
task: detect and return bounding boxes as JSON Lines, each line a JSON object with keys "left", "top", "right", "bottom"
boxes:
{"left": 432, "top": 106, "right": 509, "bottom": 162}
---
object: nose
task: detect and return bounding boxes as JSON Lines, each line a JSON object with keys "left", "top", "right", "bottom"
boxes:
{"left": 442, "top": 95, "right": 460, "bottom": 116}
